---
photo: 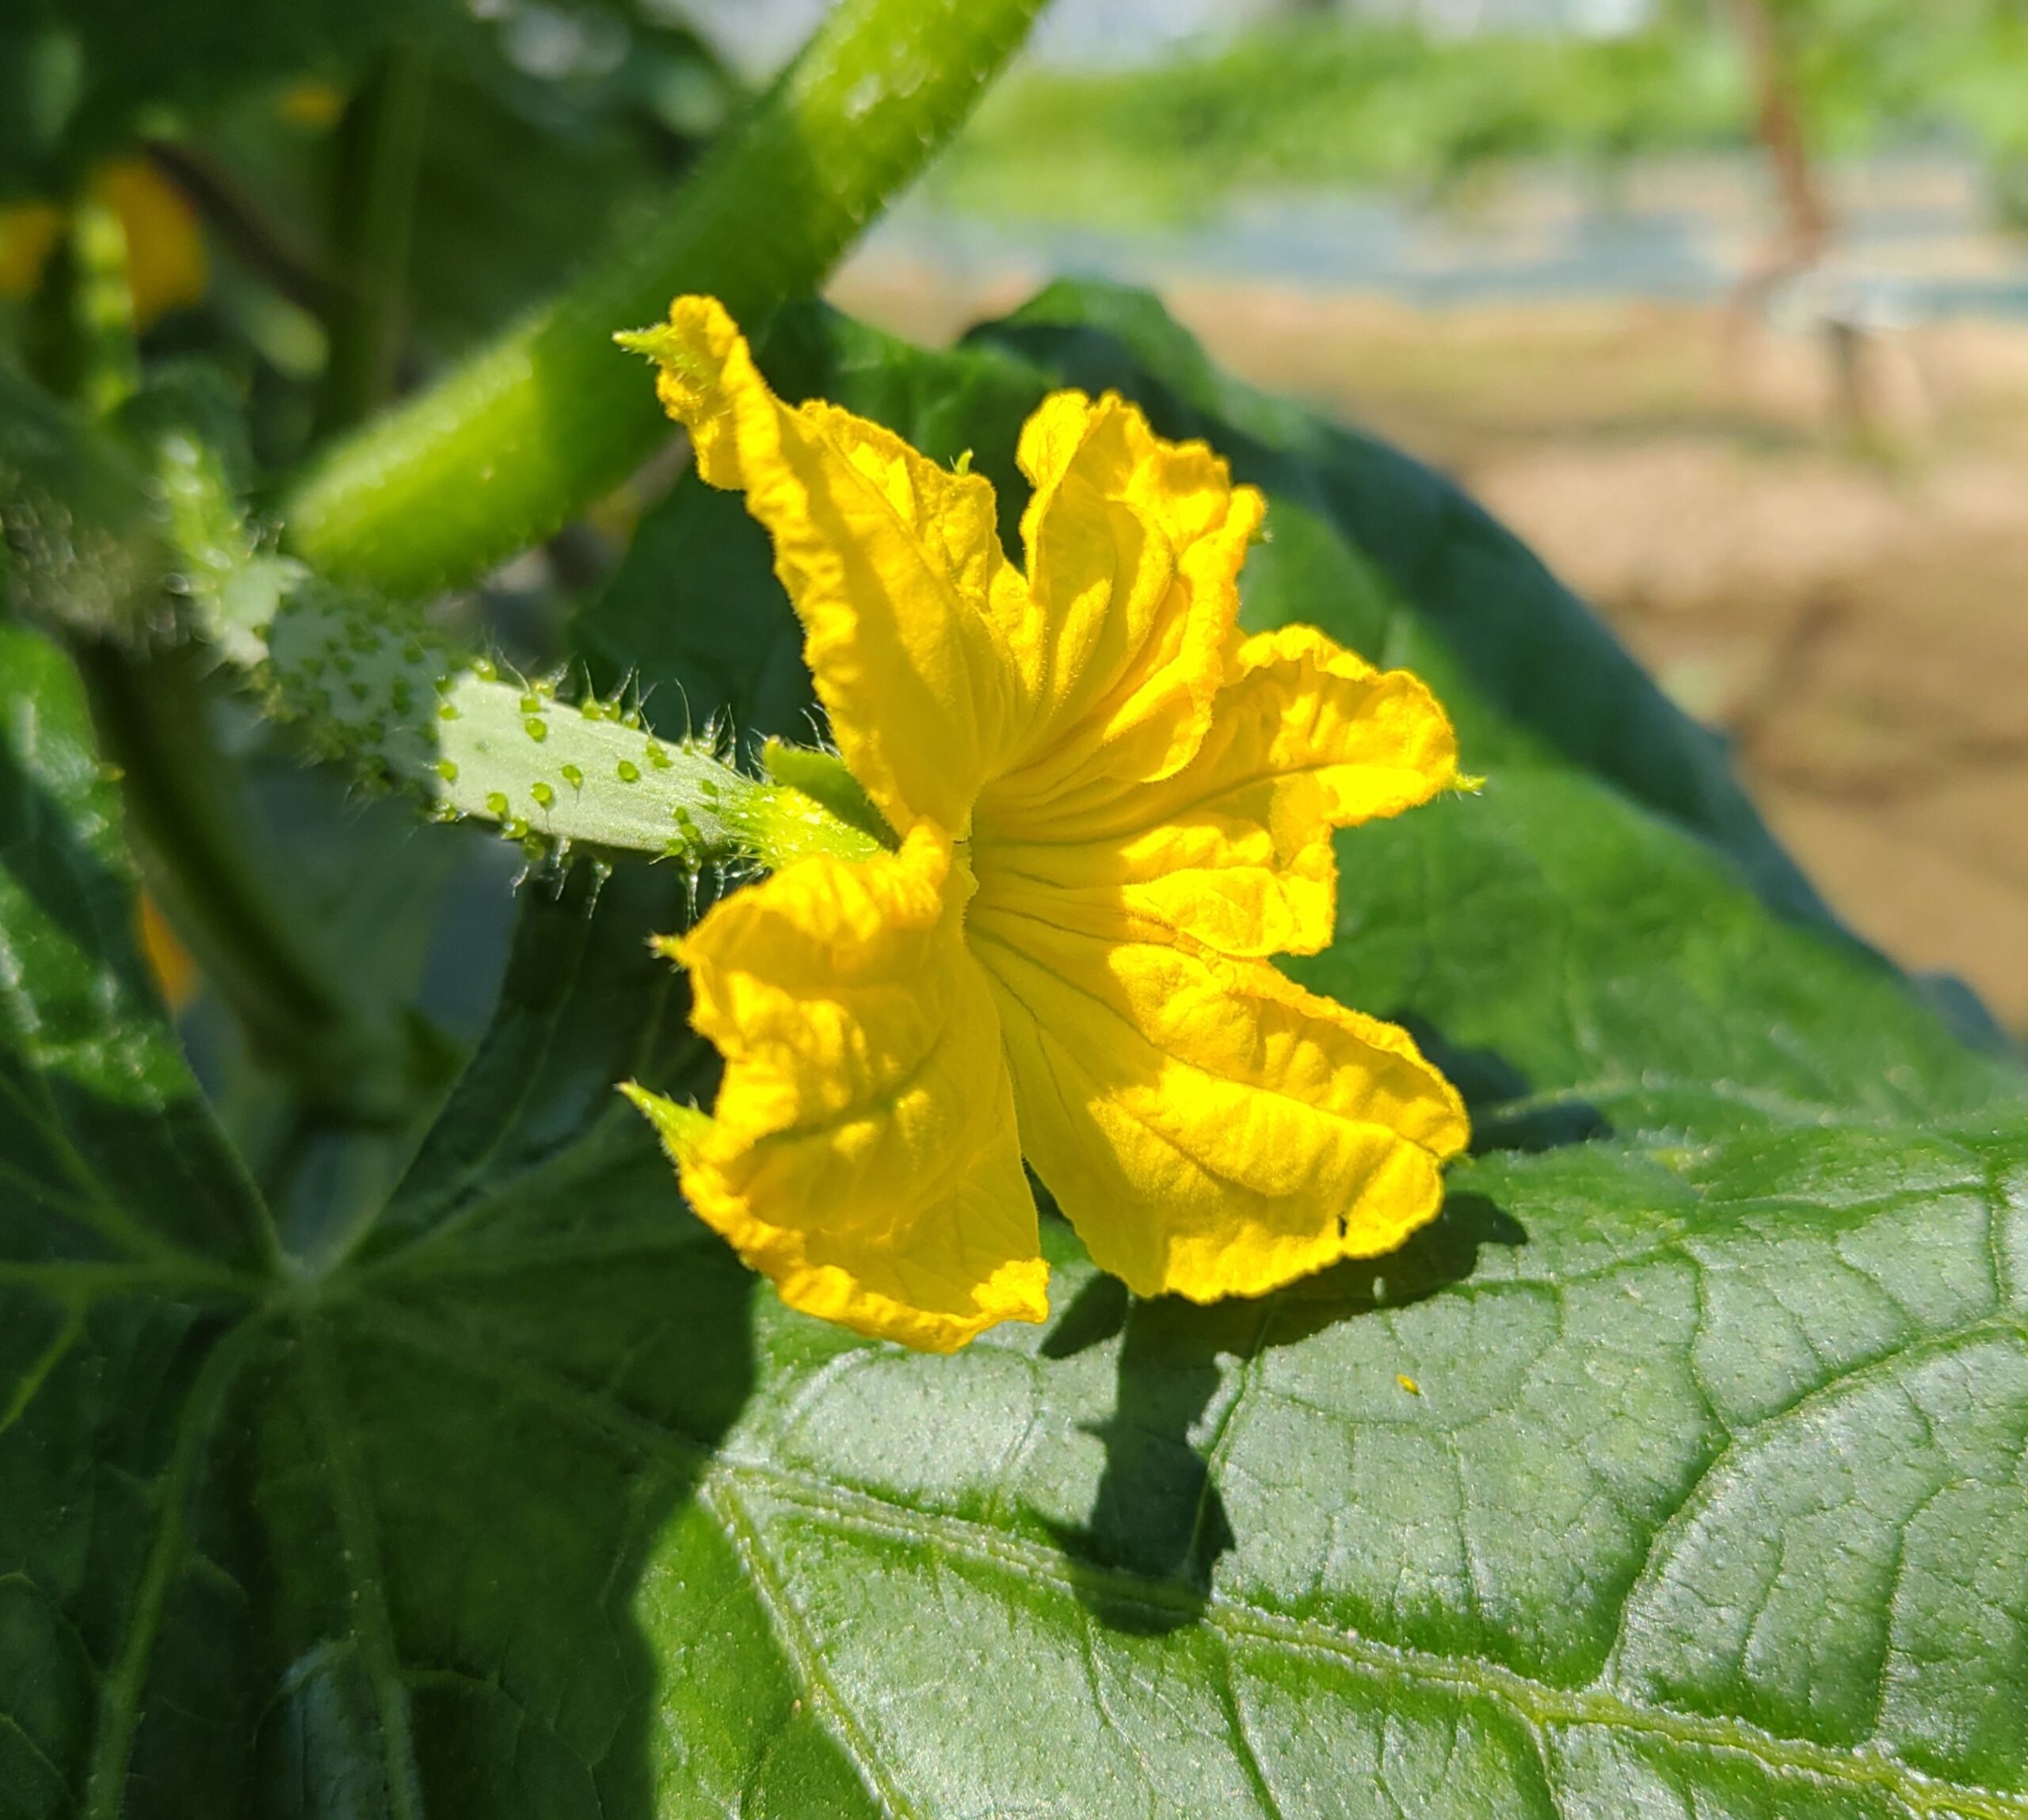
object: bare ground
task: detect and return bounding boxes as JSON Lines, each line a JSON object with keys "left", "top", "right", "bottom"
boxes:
{"left": 834, "top": 269, "right": 2028, "bottom": 1031}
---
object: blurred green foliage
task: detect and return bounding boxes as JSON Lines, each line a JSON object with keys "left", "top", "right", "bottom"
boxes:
{"left": 938, "top": 2, "right": 2028, "bottom": 225}
{"left": 0, "top": 0, "right": 731, "bottom": 206}
{"left": 2, "top": 0, "right": 734, "bottom": 475}
{"left": 942, "top": 21, "right": 1740, "bottom": 223}
{"left": 1774, "top": 0, "right": 2028, "bottom": 220}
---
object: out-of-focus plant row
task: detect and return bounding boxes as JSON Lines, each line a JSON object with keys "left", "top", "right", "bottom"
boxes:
{"left": 939, "top": 1, "right": 2028, "bottom": 226}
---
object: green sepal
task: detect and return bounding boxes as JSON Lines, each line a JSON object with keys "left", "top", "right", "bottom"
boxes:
{"left": 760, "top": 738, "right": 897, "bottom": 852}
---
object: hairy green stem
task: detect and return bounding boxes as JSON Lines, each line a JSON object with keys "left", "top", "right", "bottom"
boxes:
{"left": 314, "top": 40, "right": 430, "bottom": 438}
{"left": 282, "top": 0, "right": 1046, "bottom": 596}
{"left": 73, "top": 639, "right": 429, "bottom": 1125}
{"left": 11, "top": 369, "right": 877, "bottom": 903}
{"left": 263, "top": 584, "right": 879, "bottom": 871}
{"left": 68, "top": 200, "right": 143, "bottom": 419}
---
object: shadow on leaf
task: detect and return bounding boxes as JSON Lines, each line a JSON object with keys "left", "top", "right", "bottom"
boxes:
{"left": 1043, "top": 1276, "right": 1237, "bottom": 1636}
{"left": 236, "top": 862, "right": 760, "bottom": 1814}
{"left": 1387, "top": 1011, "right": 1613, "bottom": 1156}
{"left": 1041, "top": 1179, "right": 1527, "bottom": 1639}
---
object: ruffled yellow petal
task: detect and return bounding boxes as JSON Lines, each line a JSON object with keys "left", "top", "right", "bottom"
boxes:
{"left": 621, "top": 296, "right": 1027, "bottom": 835}
{"left": 635, "top": 825, "right": 1049, "bottom": 1352}
{"left": 969, "top": 900, "right": 1469, "bottom": 1302}
{"left": 983, "top": 391, "right": 1264, "bottom": 811}
{"left": 975, "top": 623, "right": 1461, "bottom": 959}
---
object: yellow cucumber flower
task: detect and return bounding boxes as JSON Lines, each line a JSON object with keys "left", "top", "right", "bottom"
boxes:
{"left": 619, "top": 297, "right": 1470, "bottom": 1352}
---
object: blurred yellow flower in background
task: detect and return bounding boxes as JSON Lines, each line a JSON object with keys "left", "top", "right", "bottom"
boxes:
{"left": 0, "top": 158, "right": 208, "bottom": 327}
{"left": 276, "top": 80, "right": 347, "bottom": 130}
{"left": 0, "top": 201, "right": 63, "bottom": 301}
{"left": 137, "top": 895, "right": 200, "bottom": 1014}
{"left": 621, "top": 296, "right": 1470, "bottom": 1351}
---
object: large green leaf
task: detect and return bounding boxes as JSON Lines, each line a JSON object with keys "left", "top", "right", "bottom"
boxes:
{"left": 9, "top": 280, "right": 2028, "bottom": 1817}
{"left": 0, "top": 620, "right": 734, "bottom": 1813}
{"left": 0, "top": 623, "right": 273, "bottom": 1810}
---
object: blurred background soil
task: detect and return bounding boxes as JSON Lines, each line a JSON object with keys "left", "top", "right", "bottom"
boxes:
{"left": 833, "top": 267, "right": 2028, "bottom": 1032}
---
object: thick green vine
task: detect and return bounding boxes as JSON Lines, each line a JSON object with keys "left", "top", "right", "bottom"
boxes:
{"left": 282, "top": 0, "right": 1049, "bottom": 597}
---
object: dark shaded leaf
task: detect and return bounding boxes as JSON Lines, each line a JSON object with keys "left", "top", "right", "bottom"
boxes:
{"left": 0, "top": 0, "right": 435, "bottom": 196}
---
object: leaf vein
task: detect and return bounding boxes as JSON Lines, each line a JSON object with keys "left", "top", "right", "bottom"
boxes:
{"left": 702, "top": 1476, "right": 923, "bottom": 1820}
{"left": 345, "top": 1300, "right": 2028, "bottom": 1818}
{"left": 82, "top": 1314, "right": 266, "bottom": 1820}
{"left": 299, "top": 1316, "right": 425, "bottom": 1820}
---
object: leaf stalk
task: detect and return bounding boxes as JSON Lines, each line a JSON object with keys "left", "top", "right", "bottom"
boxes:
{"left": 72, "top": 639, "right": 433, "bottom": 1126}
{"left": 313, "top": 39, "right": 431, "bottom": 438}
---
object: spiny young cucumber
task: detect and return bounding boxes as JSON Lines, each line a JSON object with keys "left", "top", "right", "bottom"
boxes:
{"left": 136, "top": 407, "right": 880, "bottom": 874}
{"left": 261, "top": 579, "right": 882, "bottom": 872}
